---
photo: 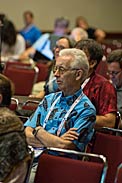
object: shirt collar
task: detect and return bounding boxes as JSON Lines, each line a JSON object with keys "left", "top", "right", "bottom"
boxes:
{"left": 59, "top": 88, "right": 83, "bottom": 105}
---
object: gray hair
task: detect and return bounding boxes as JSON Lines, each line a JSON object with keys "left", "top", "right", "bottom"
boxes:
{"left": 59, "top": 48, "right": 89, "bottom": 83}
{"left": 70, "top": 27, "right": 88, "bottom": 41}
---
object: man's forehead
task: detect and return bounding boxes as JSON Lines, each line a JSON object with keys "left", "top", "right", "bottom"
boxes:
{"left": 56, "top": 55, "right": 72, "bottom": 66}
{"left": 56, "top": 55, "right": 72, "bottom": 61}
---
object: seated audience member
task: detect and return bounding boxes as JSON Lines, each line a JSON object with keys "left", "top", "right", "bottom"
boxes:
{"left": 29, "top": 36, "right": 74, "bottom": 98}
{"left": 0, "top": 108, "right": 30, "bottom": 183}
{"left": 20, "top": 10, "right": 42, "bottom": 47}
{"left": 75, "top": 16, "right": 106, "bottom": 43}
{"left": 0, "top": 74, "right": 14, "bottom": 107}
{"left": 75, "top": 39, "right": 117, "bottom": 129}
{"left": 24, "top": 48, "right": 96, "bottom": 152}
{"left": 1, "top": 19, "right": 25, "bottom": 60}
{"left": 70, "top": 27, "right": 88, "bottom": 42}
{"left": 107, "top": 49, "right": 122, "bottom": 117}
{"left": 19, "top": 17, "right": 70, "bottom": 62}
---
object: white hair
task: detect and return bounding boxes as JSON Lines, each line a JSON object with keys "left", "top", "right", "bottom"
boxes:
{"left": 59, "top": 48, "right": 89, "bottom": 83}
{"left": 70, "top": 27, "right": 88, "bottom": 42}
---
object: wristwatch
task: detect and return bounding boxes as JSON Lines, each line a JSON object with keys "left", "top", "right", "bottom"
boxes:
{"left": 33, "top": 127, "right": 41, "bottom": 138}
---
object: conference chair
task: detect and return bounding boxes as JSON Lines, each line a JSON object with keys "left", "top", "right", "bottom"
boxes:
{"left": 3, "top": 61, "right": 39, "bottom": 96}
{"left": 24, "top": 146, "right": 35, "bottom": 183}
{"left": 90, "top": 127, "right": 122, "bottom": 183}
{"left": 87, "top": 111, "right": 121, "bottom": 153}
{"left": 34, "top": 147, "right": 107, "bottom": 183}
{"left": 9, "top": 97, "right": 19, "bottom": 111}
{"left": 114, "top": 111, "right": 121, "bottom": 129}
{"left": 36, "top": 63, "right": 48, "bottom": 82}
{"left": 114, "top": 163, "right": 122, "bottom": 183}
{"left": 22, "top": 100, "right": 40, "bottom": 111}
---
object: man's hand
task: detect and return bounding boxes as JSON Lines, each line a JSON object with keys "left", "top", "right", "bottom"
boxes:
{"left": 61, "top": 128, "right": 79, "bottom": 141}
{"left": 25, "top": 126, "right": 78, "bottom": 149}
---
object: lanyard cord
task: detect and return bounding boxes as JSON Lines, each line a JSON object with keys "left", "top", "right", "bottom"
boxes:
{"left": 81, "top": 77, "right": 90, "bottom": 89}
{"left": 57, "top": 92, "right": 84, "bottom": 136}
{"left": 43, "top": 91, "right": 84, "bottom": 136}
{"left": 43, "top": 95, "right": 60, "bottom": 129}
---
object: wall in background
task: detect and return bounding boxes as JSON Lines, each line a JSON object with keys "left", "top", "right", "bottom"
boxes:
{"left": 0, "top": 0, "right": 122, "bottom": 32}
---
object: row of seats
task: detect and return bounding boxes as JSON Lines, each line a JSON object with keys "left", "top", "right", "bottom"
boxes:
{"left": 8, "top": 98, "right": 122, "bottom": 182}
{"left": 35, "top": 147, "right": 107, "bottom": 183}
{"left": 8, "top": 98, "right": 122, "bottom": 183}
{"left": 2, "top": 42, "right": 122, "bottom": 96}
{"left": 9, "top": 98, "right": 40, "bottom": 111}
{"left": 34, "top": 127, "right": 122, "bottom": 183}
{"left": 2, "top": 60, "right": 49, "bottom": 96}
{"left": 10, "top": 97, "right": 121, "bottom": 128}
{"left": 9, "top": 97, "right": 40, "bottom": 123}
{"left": 88, "top": 127, "right": 122, "bottom": 183}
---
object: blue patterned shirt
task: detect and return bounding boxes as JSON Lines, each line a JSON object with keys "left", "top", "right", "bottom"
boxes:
{"left": 24, "top": 89, "right": 96, "bottom": 151}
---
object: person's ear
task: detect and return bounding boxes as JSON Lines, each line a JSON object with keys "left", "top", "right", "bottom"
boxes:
{"left": 0, "top": 94, "right": 3, "bottom": 104}
{"left": 76, "top": 69, "right": 83, "bottom": 80}
{"left": 89, "top": 60, "right": 97, "bottom": 69}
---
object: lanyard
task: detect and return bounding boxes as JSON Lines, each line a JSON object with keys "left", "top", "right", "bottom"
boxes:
{"left": 57, "top": 92, "right": 84, "bottom": 136}
{"left": 81, "top": 77, "right": 90, "bottom": 89}
{"left": 43, "top": 91, "right": 84, "bottom": 136}
{"left": 43, "top": 95, "right": 60, "bottom": 129}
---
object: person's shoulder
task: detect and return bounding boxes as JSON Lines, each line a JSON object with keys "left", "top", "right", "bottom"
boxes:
{"left": 82, "top": 93, "right": 96, "bottom": 110}
{"left": 31, "top": 24, "right": 41, "bottom": 32}
{"left": 93, "top": 73, "right": 115, "bottom": 91}
{"left": 17, "top": 34, "right": 25, "bottom": 42}
{"left": 92, "top": 73, "right": 109, "bottom": 83}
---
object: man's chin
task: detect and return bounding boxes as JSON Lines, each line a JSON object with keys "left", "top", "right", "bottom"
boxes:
{"left": 57, "top": 84, "right": 63, "bottom": 91}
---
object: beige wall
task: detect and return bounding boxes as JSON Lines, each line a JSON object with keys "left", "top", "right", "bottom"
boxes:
{"left": 0, "top": 0, "right": 122, "bottom": 31}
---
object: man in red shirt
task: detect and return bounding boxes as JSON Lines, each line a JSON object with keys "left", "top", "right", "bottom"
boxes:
{"left": 75, "top": 39, "right": 117, "bottom": 129}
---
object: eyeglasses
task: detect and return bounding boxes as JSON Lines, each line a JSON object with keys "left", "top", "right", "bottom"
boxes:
{"left": 107, "top": 70, "right": 122, "bottom": 76}
{"left": 53, "top": 66, "right": 80, "bottom": 75}
{"left": 55, "top": 45, "right": 66, "bottom": 50}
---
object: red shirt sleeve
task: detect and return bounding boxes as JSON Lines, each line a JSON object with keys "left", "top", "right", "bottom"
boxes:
{"left": 83, "top": 74, "right": 117, "bottom": 115}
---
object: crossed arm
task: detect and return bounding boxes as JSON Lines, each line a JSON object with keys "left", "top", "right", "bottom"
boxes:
{"left": 25, "top": 126, "right": 79, "bottom": 150}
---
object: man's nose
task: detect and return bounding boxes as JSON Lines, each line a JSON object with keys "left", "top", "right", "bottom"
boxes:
{"left": 54, "top": 69, "right": 60, "bottom": 77}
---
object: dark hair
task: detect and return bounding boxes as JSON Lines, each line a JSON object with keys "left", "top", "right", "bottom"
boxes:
{"left": 24, "top": 10, "right": 34, "bottom": 18}
{"left": 0, "top": 13, "right": 7, "bottom": 24}
{"left": 2, "top": 20, "right": 17, "bottom": 46}
{"left": 75, "top": 39, "right": 103, "bottom": 68}
{"left": 0, "top": 108, "right": 29, "bottom": 182}
{"left": 52, "top": 36, "right": 74, "bottom": 59}
{"left": 58, "top": 36, "right": 74, "bottom": 48}
{"left": 0, "top": 74, "right": 14, "bottom": 107}
{"left": 54, "top": 17, "right": 69, "bottom": 28}
{"left": 107, "top": 49, "right": 122, "bottom": 69}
